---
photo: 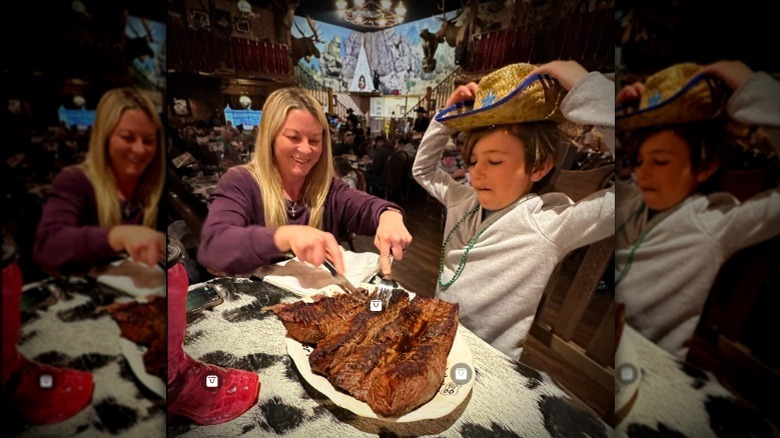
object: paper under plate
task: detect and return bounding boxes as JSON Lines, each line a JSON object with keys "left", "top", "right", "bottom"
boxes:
{"left": 94, "top": 258, "right": 165, "bottom": 298}
{"left": 259, "top": 250, "right": 379, "bottom": 298}
{"left": 120, "top": 338, "right": 166, "bottom": 400}
{"left": 285, "top": 290, "right": 473, "bottom": 422}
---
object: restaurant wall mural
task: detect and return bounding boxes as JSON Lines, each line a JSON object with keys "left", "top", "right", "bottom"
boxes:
{"left": 292, "top": 14, "right": 456, "bottom": 96}
{"left": 125, "top": 15, "right": 167, "bottom": 91}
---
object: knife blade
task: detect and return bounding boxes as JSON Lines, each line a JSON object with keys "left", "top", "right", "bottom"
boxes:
{"left": 322, "top": 259, "right": 367, "bottom": 302}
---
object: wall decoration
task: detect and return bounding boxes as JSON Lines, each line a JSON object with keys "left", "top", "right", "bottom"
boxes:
{"left": 124, "top": 15, "right": 166, "bottom": 91}
{"left": 235, "top": 18, "right": 250, "bottom": 33}
{"left": 172, "top": 98, "right": 191, "bottom": 116}
{"left": 223, "top": 105, "right": 262, "bottom": 128}
{"left": 212, "top": 9, "right": 232, "bottom": 30}
{"left": 192, "top": 10, "right": 210, "bottom": 29}
{"left": 292, "top": 14, "right": 455, "bottom": 96}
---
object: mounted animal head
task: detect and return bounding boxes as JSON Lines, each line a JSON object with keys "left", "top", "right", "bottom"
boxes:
{"left": 434, "top": 0, "right": 466, "bottom": 47}
{"left": 291, "top": 15, "right": 323, "bottom": 64}
{"left": 420, "top": 28, "right": 444, "bottom": 72}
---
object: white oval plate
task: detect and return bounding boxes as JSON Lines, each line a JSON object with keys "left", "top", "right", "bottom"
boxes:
{"left": 615, "top": 330, "right": 640, "bottom": 416}
{"left": 120, "top": 338, "right": 166, "bottom": 400}
{"left": 286, "top": 310, "right": 473, "bottom": 422}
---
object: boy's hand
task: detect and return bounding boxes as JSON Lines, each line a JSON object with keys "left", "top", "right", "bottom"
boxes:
{"left": 697, "top": 60, "right": 754, "bottom": 90}
{"left": 617, "top": 82, "right": 645, "bottom": 105}
{"left": 446, "top": 83, "right": 479, "bottom": 108}
{"left": 530, "top": 60, "right": 588, "bottom": 91}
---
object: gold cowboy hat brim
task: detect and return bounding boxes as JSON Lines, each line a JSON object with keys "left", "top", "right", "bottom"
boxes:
{"left": 435, "top": 71, "right": 567, "bottom": 131}
{"left": 616, "top": 65, "right": 732, "bottom": 130}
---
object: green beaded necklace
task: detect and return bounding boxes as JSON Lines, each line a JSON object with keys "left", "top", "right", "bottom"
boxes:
{"left": 615, "top": 204, "right": 655, "bottom": 286}
{"left": 438, "top": 205, "right": 488, "bottom": 290}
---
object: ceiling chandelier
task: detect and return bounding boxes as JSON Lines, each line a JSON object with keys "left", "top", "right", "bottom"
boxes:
{"left": 335, "top": 0, "right": 407, "bottom": 29}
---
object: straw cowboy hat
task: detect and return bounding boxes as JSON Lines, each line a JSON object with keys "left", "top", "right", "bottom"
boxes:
{"left": 435, "top": 63, "right": 567, "bottom": 131}
{"left": 616, "top": 62, "right": 731, "bottom": 130}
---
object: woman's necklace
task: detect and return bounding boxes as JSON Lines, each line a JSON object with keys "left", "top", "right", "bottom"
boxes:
{"left": 438, "top": 205, "right": 489, "bottom": 290}
{"left": 286, "top": 198, "right": 303, "bottom": 216}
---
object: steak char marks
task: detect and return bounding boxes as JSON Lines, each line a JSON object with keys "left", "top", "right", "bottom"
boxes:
{"left": 267, "top": 292, "right": 366, "bottom": 343}
{"left": 270, "top": 289, "right": 459, "bottom": 418}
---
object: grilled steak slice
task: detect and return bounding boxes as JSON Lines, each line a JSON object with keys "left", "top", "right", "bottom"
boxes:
{"left": 310, "top": 293, "right": 459, "bottom": 417}
{"left": 105, "top": 296, "right": 167, "bottom": 379}
{"left": 266, "top": 293, "right": 366, "bottom": 343}
{"left": 365, "top": 297, "right": 459, "bottom": 417}
{"left": 309, "top": 291, "right": 412, "bottom": 400}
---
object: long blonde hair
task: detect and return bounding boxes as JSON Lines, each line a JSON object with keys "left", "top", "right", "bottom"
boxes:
{"left": 244, "top": 87, "right": 333, "bottom": 229}
{"left": 78, "top": 87, "right": 165, "bottom": 229}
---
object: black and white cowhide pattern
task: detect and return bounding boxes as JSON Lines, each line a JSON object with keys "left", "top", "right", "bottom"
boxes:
{"left": 169, "top": 278, "right": 613, "bottom": 437}
{"left": 11, "top": 278, "right": 165, "bottom": 437}
{"left": 616, "top": 327, "right": 779, "bottom": 438}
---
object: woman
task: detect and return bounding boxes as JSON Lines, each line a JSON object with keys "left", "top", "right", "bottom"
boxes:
{"left": 5, "top": 87, "right": 165, "bottom": 425}
{"left": 198, "top": 87, "right": 411, "bottom": 278}
{"left": 33, "top": 87, "right": 166, "bottom": 273}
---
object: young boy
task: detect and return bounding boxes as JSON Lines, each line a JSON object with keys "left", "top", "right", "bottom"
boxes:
{"left": 615, "top": 60, "right": 780, "bottom": 359}
{"left": 413, "top": 61, "right": 615, "bottom": 359}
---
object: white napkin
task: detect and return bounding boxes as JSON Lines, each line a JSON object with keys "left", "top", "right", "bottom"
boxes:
{"left": 258, "top": 249, "right": 380, "bottom": 297}
{"left": 92, "top": 258, "right": 166, "bottom": 298}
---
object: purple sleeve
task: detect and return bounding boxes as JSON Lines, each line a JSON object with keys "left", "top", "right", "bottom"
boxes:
{"left": 198, "top": 169, "right": 406, "bottom": 275}
{"left": 325, "top": 178, "right": 403, "bottom": 236}
{"left": 198, "top": 167, "right": 283, "bottom": 275}
{"left": 33, "top": 167, "right": 118, "bottom": 274}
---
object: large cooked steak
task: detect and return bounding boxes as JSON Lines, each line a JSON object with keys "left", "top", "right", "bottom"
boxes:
{"left": 268, "top": 289, "right": 459, "bottom": 417}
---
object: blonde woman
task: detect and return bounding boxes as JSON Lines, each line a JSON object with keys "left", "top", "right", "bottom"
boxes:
{"left": 33, "top": 87, "right": 165, "bottom": 273}
{"left": 5, "top": 87, "right": 164, "bottom": 425}
{"left": 199, "top": 87, "right": 411, "bottom": 276}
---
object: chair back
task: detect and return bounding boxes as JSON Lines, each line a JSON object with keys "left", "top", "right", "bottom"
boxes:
{"left": 530, "top": 163, "right": 616, "bottom": 421}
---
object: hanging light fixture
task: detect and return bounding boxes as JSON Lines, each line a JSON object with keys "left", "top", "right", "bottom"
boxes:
{"left": 239, "top": 94, "right": 252, "bottom": 109}
{"left": 338, "top": 0, "right": 407, "bottom": 29}
{"left": 237, "top": 0, "right": 252, "bottom": 15}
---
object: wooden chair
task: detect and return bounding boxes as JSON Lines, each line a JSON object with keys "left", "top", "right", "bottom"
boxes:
{"left": 687, "top": 163, "right": 780, "bottom": 421}
{"left": 528, "top": 164, "right": 616, "bottom": 421}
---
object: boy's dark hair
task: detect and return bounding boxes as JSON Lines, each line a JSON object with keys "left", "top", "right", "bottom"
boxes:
{"left": 624, "top": 120, "right": 732, "bottom": 192}
{"left": 461, "top": 121, "right": 563, "bottom": 174}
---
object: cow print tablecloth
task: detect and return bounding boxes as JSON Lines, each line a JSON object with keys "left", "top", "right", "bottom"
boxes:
{"left": 169, "top": 277, "right": 614, "bottom": 437}
{"left": 616, "top": 326, "right": 779, "bottom": 438}
{"left": 10, "top": 277, "right": 165, "bottom": 437}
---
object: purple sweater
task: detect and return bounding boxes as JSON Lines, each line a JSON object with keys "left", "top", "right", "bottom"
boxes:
{"left": 198, "top": 166, "right": 402, "bottom": 275}
{"left": 33, "top": 167, "right": 144, "bottom": 274}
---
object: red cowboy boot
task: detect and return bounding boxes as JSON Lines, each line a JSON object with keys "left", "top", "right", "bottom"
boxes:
{"left": 2, "top": 248, "right": 94, "bottom": 425}
{"left": 167, "top": 248, "right": 260, "bottom": 425}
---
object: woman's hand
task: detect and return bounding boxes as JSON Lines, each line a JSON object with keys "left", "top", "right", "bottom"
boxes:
{"left": 274, "top": 225, "right": 345, "bottom": 274}
{"left": 697, "top": 60, "right": 754, "bottom": 90}
{"left": 108, "top": 225, "right": 165, "bottom": 267}
{"left": 446, "top": 83, "right": 480, "bottom": 108}
{"left": 374, "top": 209, "right": 412, "bottom": 276}
{"left": 530, "top": 60, "right": 589, "bottom": 91}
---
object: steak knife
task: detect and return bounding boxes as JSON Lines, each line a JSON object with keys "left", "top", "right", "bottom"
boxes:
{"left": 322, "top": 259, "right": 367, "bottom": 303}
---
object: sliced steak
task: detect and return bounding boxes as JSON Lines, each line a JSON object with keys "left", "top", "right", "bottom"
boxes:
{"left": 266, "top": 293, "right": 366, "bottom": 343}
{"left": 104, "top": 296, "right": 167, "bottom": 379}
{"left": 365, "top": 297, "right": 460, "bottom": 416}
{"left": 309, "top": 291, "right": 412, "bottom": 400}
{"left": 270, "top": 289, "right": 460, "bottom": 418}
